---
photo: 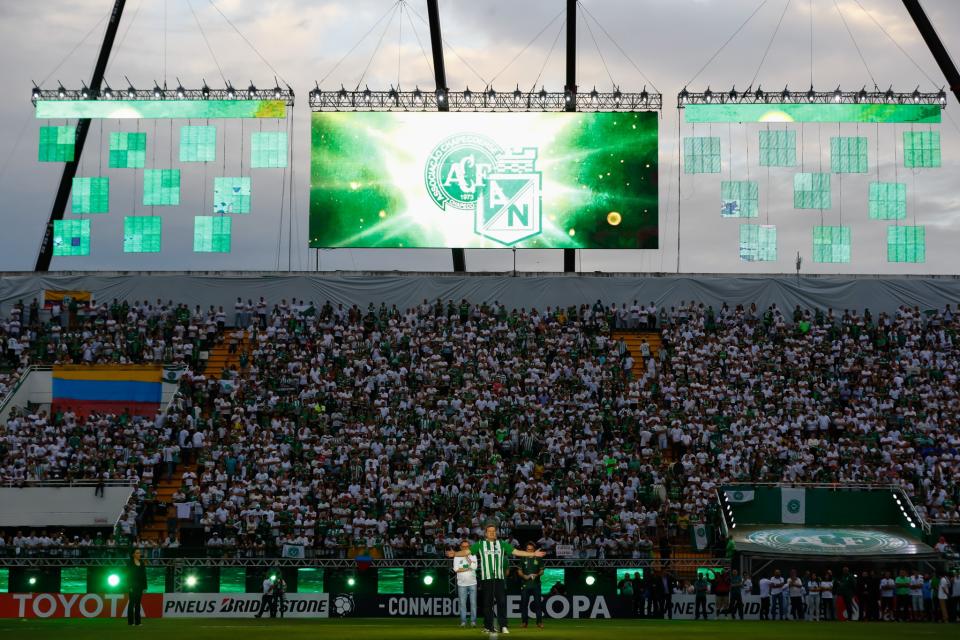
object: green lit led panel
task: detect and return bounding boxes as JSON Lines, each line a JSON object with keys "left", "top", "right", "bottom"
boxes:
{"left": 35, "top": 100, "right": 287, "bottom": 120}
{"left": 214, "top": 177, "right": 251, "bottom": 214}
{"left": 831, "top": 137, "right": 869, "bottom": 173}
{"left": 739, "top": 224, "right": 777, "bottom": 262}
{"left": 795, "top": 173, "right": 831, "bottom": 210}
{"left": 123, "top": 216, "right": 162, "bottom": 253}
{"left": 903, "top": 131, "right": 941, "bottom": 168}
{"left": 251, "top": 131, "right": 288, "bottom": 168}
{"left": 53, "top": 219, "right": 90, "bottom": 256}
{"left": 38, "top": 126, "right": 76, "bottom": 162}
{"left": 813, "top": 225, "right": 851, "bottom": 263}
{"left": 143, "top": 169, "right": 181, "bottom": 206}
{"left": 759, "top": 130, "right": 796, "bottom": 167}
{"left": 194, "top": 216, "right": 232, "bottom": 252}
{"left": 179, "top": 126, "right": 216, "bottom": 162}
{"left": 684, "top": 103, "right": 942, "bottom": 124}
{"left": 72, "top": 177, "right": 109, "bottom": 214}
{"left": 109, "top": 132, "right": 147, "bottom": 168}
{"left": 887, "top": 225, "right": 925, "bottom": 263}
{"left": 684, "top": 137, "right": 721, "bottom": 174}
{"left": 721, "top": 181, "right": 759, "bottom": 217}
{"left": 868, "top": 182, "right": 907, "bottom": 220}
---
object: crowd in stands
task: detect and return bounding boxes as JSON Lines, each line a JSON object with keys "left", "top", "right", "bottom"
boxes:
{"left": 0, "top": 295, "right": 959, "bottom": 561}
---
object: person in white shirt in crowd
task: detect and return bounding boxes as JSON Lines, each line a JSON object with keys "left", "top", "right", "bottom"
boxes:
{"left": 758, "top": 575, "right": 772, "bottom": 621}
{"left": 880, "top": 572, "right": 896, "bottom": 621}
{"left": 769, "top": 570, "right": 786, "bottom": 621}
{"left": 820, "top": 571, "right": 835, "bottom": 621}
{"left": 806, "top": 572, "right": 820, "bottom": 622}
{"left": 909, "top": 570, "right": 925, "bottom": 622}
{"left": 937, "top": 573, "right": 951, "bottom": 623}
{"left": 453, "top": 539, "right": 479, "bottom": 628}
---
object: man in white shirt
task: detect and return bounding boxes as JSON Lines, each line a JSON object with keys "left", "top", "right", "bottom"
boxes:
{"left": 758, "top": 576, "right": 771, "bottom": 620}
{"left": 909, "top": 570, "right": 924, "bottom": 621}
{"left": 819, "top": 571, "right": 835, "bottom": 621}
{"left": 255, "top": 575, "right": 274, "bottom": 619}
{"left": 937, "top": 573, "right": 951, "bottom": 622}
{"left": 453, "top": 540, "right": 478, "bottom": 628}
{"left": 769, "top": 570, "right": 786, "bottom": 620}
{"left": 806, "top": 572, "right": 821, "bottom": 621}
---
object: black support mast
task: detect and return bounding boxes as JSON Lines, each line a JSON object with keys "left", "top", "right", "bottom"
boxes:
{"left": 563, "top": 0, "right": 577, "bottom": 273}
{"left": 901, "top": 0, "right": 960, "bottom": 104}
{"left": 35, "top": 0, "right": 127, "bottom": 272}
{"left": 425, "top": 0, "right": 466, "bottom": 272}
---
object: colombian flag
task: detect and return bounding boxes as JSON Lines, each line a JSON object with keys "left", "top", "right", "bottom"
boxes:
{"left": 52, "top": 365, "right": 162, "bottom": 418}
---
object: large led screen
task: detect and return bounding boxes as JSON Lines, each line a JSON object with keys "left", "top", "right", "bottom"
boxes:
{"left": 309, "top": 112, "right": 658, "bottom": 249}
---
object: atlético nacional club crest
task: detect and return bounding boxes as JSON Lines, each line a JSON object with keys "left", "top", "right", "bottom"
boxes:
{"left": 425, "top": 133, "right": 543, "bottom": 246}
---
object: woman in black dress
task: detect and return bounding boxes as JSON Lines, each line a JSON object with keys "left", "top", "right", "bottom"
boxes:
{"left": 127, "top": 548, "right": 147, "bottom": 626}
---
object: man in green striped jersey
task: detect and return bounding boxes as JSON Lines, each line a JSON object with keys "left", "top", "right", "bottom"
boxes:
{"left": 447, "top": 524, "right": 546, "bottom": 634}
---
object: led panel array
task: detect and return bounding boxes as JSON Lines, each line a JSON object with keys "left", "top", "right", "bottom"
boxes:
{"left": 143, "top": 169, "right": 181, "bottom": 206}
{"left": 794, "top": 173, "right": 831, "bottom": 210}
{"left": 109, "top": 132, "right": 147, "bottom": 168}
{"left": 53, "top": 219, "right": 90, "bottom": 256}
{"left": 813, "top": 225, "right": 851, "bottom": 263}
{"left": 71, "top": 177, "right": 110, "bottom": 214}
{"left": 250, "top": 131, "right": 288, "bottom": 168}
{"left": 721, "top": 181, "right": 759, "bottom": 218}
{"left": 213, "top": 177, "right": 251, "bottom": 214}
{"left": 831, "top": 136, "right": 869, "bottom": 173}
{"left": 38, "top": 126, "right": 76, "bottom": 162}
{"left": 868, "top": 182, "right": 907, "bottom": 220}
{"left": 683, "top": 137, "right": 721, "bottom": 174}
{"left": 179, "top": 126, "right": 216, "bottom": 162}
{"left": 194, "top": 216, "right": 232, "bottom": 252}
{"left": 887, "top": 225, "right": 925, "bottom": 263}
{"left": 903, "top": 131, "right": 941, "bottom": 168}
{"left": 739, "top": 224, "right": 777, "bottom": 262}
{"left": 759, "top": 130, "right": 796, "bottom": 167}
{"left": 123, "top": 216, "right": 162, "bottom": 253}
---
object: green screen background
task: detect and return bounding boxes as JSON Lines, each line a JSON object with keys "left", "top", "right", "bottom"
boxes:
{"left": 309, "top": 112, "right": 658, "bottom": 249}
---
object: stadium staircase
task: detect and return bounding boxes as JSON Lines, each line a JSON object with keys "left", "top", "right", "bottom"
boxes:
{"left": 612, "top": 330, "right": 662, "bottom": 378}
{"left": 140, "top": 467, "right": 187, "bottom": 543}
{"left": 203, "top": 330, "right": 250, "bottom": 379}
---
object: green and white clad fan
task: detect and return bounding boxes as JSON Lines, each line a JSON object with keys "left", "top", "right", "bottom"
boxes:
{"left": 448, "top": 523, "right": 545, "bottom": 634}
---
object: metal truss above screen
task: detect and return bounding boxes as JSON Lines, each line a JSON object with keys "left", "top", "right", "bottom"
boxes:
{"left": 309, "top": 89, "right": 662, "bottom": 112}
{"left": 31, "top": 86, "right": 293, "bottom": 119}
{"left": 679, "top": 89, "right": 945, "bottom": 123}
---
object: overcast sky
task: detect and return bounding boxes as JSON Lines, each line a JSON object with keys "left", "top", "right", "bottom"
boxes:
{"left": 0, "top": 0, "right": 957, "bottom": 273}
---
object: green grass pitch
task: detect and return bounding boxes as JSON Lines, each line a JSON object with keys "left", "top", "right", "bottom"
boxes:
{"left": 0, "top": 619, "right": 947, "bottom": 640}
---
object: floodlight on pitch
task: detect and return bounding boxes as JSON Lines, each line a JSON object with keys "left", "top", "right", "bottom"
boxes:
{"left": 107, "top": 573, "right": 121, "bottom": 587}
{"left": 185, "top": 575, "right": 198, "bottom": 588}
{"left": 435, "top": 88, "right": 447, "bottom": 104}
{"left": 226, "top": 83, "right": 236, "bottom": 99}
{"left": 487, "top": 87, "right": 496, "bottom": 100}
{"left": 463, "top": 87, "right": 473, "bottom": 104}
{"left": 585, "top": 575, "right": 596, "bottom": 586}
{"left": 32, "top": 85, "right": 41, "bottom": 100}
{"left": 248, "top": 83, "right": 257, "bottom": 99}
{"left": 153, "top": 83, "right": 163, "bottom": 99}
{"left": 514, "top": 85, "right": 523, "bottom": 100}
{"left": 423, "top": 574, "right": 435, "bottom": 586}
{"left": 58, "top": 84, "right": 66, "bottom": 99}
{"left": 28, "top": 577, "right": 37, "bottom": 585}
{"left": 347, "top": 577, "right": 356, "bottom": 587}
